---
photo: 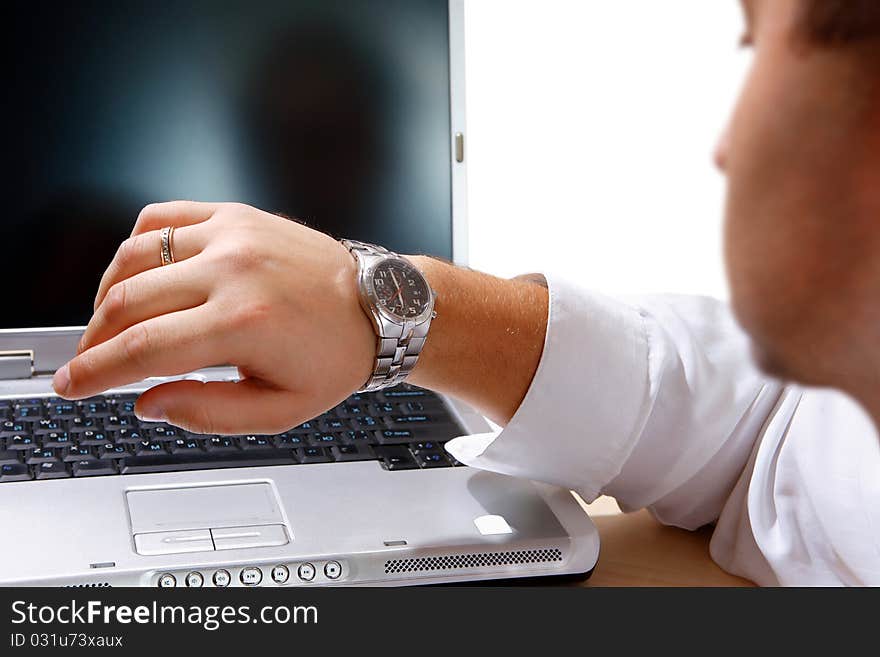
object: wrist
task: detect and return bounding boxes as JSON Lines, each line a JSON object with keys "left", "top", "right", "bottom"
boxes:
{"left": 402, "top": 255, "right": 448, "bottom": 389}
{"left": 404, "top": 255, "right": 549, "bottom": 425}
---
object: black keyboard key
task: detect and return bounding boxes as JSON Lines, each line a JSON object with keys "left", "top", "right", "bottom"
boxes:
{"left": 377, "top": 429, "right": 416, "bottom": 445}
{"left": 355, "top": 416, "right": 380, "bottom": 428}
{"left": 116, "top": 397, "right": 137, "bottom": 415}
{"left": 134, "top": 440, "right": 166, "bottom": 456}
{"left": 239, "top": 436, "right": 274, "bottom": 450}
{"left": 331, "top": 444, "right": 374, "bottom": 462}
{"left": 104, "top": 415, "right": 137, "bottom": 430}
{"left": 68, "top": 416, "right": 100, "bottom": 433}
{"left": 26, "top": 449, "right": 61, "bottom": 465}
{"left": 274, "top": 433, "right": 305, "bottom": 448}
{"left": 338, "top": 403, "right": 365, "bottom": 417}
{"left": 73, "top": 460, "right": 117, "bottom": 477}
{"left": 120, "top": 450, "right": 298, "bottom": 474}
{"left": 111, "top": 429, "right": 146, "bottom": 444}
{"left": 34, "top": 419, "right": 64, "bottom": 434}
{"left": 206, "top": 437, "right": 239, "bottom": 453}
{"left": 415, "top": 452, "right": 451, "bottom": 468}
{"left": 63, "top": 446, "right": 96, "bottom": 462}
{"left": 373, "top": 445, "right": 419, "bottom": 471}
{"left": 309, "top": 432, "right": 342, "bottom": 447}
{"left": 299, "top": 446, "right": 332, "bottom": 463}
{"left": 169, "top": 438, "right": 203, "bottom": 454}
{"left": 42, "top": 432, "right": 74, "bottom": 448}
{"left": 0, "top": 421, "right": 31, "bottom": 438}
{"left": 389, "top": 414, "right": 432, "bottom": 425}
{"left": 0, "top": 462, "right": 32, "bottom": 482}
{"left": 81, "top": 401, "right": 112, "bottom": 417}
{"left": 47, "top": 403, "right": 78, "bottom": 419}
{"left": 6, "top": 435, "right": 35, "bottom": 450}
{"left": 0, "top": 450, "right": 21, "bottom": 465}
{"left": 77, "top": 431, "right": 111, "bottom": 446}
{"left": 99, "top": 444, "right": 130, "bottom": 460}
{"left": 344, "top": 430, "right": 375, "bottom": 444}
{"left": 319, "top": 418, "right": 348, "bottom": 432}
{"left": 149, "top": 425, "right": 181, "bottom": 441}
{"left": 34, "top": 461, "right": 71, "bottom": 480}
{"left": 13, "top": 405, "right": 43, "bottom": 421}
{"left": 411, "top": 441, "right": 442, "bottom": 453}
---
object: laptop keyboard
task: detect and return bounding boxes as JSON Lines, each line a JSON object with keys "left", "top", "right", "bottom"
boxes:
{"left": 0, "top": 384, "right": 466, "bottom": 483}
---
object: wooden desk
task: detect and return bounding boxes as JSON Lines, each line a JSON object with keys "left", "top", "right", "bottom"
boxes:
{"left": 573, "top": 496, "right": 754, "bottom": 587}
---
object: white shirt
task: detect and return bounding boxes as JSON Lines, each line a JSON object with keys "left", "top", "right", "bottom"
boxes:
{"left": 445, "top": 274, "right": 880, "bottom": 586}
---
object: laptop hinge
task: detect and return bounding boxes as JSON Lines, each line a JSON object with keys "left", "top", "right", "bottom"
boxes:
{"left": 0, "top": 350, "right": 35, "bottom": 380}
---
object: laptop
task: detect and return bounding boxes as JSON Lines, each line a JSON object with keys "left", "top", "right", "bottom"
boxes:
{"left": 0, "top": 0, "right": 599, "bottom": 587}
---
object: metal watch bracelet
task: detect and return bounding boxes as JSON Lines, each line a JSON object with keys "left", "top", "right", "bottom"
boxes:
{"left": 342, "top": 240, "right": 435, "bottom": 393}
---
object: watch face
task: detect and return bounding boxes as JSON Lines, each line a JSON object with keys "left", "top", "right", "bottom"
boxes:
{"left": 370, "top": 259, "right": 432, "bottom": 320}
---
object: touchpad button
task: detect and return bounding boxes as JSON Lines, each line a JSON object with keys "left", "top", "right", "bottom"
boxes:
{"left": 126, "top": 483, "right": 285, "bottom": 534}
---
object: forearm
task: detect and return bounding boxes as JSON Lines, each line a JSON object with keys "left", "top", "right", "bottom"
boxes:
{"left": 406, "top": 256, "right": 548, "bottom": 426}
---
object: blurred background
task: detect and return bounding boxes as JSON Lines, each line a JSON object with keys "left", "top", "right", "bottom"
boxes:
{"left": 464, "top": 0, "right": 752, "bottom": 299}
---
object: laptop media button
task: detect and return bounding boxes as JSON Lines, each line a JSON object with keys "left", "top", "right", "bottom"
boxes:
{"left": 212, "top": 570, "right": 231, "bottom": 587}
{"left": 157, "top": 573, "right": 177, "bottom": 588}
{"left": 324, "top": 561, "right": 342, "bottom": 580}
{"left": 271, "top": 565, "right": 290, "bottom": 584}
{"left": 185, "top": 571, "right": 204, "bottom": 588}
{"left": 240, "top": 567, "right": 263, "bottom": 586}
{"left": 297, "top": 563, "right": 315, "bottom": 582}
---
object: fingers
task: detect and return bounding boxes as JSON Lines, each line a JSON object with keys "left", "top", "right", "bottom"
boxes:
{"left": 134, "top": 379, "right": 300, "bottom": 435}
{"left": 130, "top": 201, "right": 219, "bottom": 237}
{"left": 55, "top": 306, "right": 226, "bottom": 400}
{"left": 80, "top": 259, "right": 211, "bottom": 354}
{"left": 94, "top": 224, "right": 209, "bottom": 311}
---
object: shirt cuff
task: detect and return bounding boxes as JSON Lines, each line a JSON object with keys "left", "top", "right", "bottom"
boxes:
{"left": 444, "top": 272, "right": 652, "bottom": 501}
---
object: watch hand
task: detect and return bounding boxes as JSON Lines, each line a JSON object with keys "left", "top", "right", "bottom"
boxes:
{"left": 389, "top": 270, "right": 404, "bottom": 305}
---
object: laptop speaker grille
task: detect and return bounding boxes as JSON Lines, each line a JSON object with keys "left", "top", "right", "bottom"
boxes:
{"left": 64, "top": 582, "right": 112, "bottom": 588}
{"left": 384, "top": 548, "right": 563, "bottom": 575}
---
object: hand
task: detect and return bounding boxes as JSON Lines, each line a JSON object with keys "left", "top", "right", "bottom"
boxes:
{"left": 53, "top": 201, "right": 376, "bottom": 435}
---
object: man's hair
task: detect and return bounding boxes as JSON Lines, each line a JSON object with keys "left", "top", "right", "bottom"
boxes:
{"left": 803, "top": 0, "right": 880, "bottom": 45}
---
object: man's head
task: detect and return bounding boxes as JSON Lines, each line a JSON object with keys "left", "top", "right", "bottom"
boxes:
{"left": 718, "top": 0, "right": 880, "bottom": 410}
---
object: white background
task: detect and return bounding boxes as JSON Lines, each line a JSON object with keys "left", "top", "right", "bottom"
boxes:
{"left": 463, "top": 0, "right": 752, "bottom": 299}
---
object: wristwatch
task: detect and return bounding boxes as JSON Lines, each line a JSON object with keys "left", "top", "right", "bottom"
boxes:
{"left": 342, "top": 240, "right": 437, "bottom": 392}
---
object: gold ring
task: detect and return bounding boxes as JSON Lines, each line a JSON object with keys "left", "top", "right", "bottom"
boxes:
{"left": 159, "top": 226, "right": 176, "bottom": 266}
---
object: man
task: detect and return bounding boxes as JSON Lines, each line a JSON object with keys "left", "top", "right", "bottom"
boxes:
{"left": 52, "top": 0, "right": 880, "bottom": 584}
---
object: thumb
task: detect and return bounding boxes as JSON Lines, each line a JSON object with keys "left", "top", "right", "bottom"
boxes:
{"left": 134, "top": 379, "right": 298, "bottom": 435}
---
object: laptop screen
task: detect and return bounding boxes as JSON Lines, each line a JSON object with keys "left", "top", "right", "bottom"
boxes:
{"left": 4, "top": 0, "right": 452, "bottom": 328}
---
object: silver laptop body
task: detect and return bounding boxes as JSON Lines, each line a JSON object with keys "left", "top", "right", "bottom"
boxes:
{"left": 0, "top": 0, "right": 599, "bottom": 587}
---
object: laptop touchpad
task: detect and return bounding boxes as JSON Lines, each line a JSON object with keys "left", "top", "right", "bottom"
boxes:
{"left": 127, "top": 483, "right": 286, "bottom": 535}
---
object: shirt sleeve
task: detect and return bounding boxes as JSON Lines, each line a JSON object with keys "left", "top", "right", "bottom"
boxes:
{"left": 444, "top": 273, "right": 784, "bottom": 530}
